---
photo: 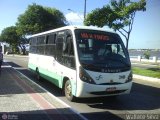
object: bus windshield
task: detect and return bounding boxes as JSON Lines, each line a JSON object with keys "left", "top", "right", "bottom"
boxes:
{"left": 75, "top": 29, "right": 131, "bottom": 72}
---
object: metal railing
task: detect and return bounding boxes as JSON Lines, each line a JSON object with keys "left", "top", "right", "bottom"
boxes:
{"left": 130, "top": 56, "right": 160, "bottom": 63}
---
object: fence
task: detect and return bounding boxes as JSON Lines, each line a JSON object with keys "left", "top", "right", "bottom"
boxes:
{"left": 130, "top": 56, "right": 160, "bottom": 63}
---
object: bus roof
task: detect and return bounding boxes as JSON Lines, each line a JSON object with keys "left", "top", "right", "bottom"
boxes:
{"left": 30, "top": 26, "right": 116, "bottom": 37}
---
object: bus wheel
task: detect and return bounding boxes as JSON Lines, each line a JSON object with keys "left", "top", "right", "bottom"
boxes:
{"left": 36, "top": 68, "right": 41, "bottom": 81}
{"left": 64, "top": 80, "right": 76, "bottom": 102}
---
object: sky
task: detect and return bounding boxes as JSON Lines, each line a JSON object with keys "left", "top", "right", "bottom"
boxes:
{"left": 0, "top": 0, "right": 160, "bottom": 49}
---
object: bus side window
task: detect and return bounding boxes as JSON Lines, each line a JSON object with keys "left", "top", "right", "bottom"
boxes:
{"left": 56, "top": 33, "right": 64, "bottom": 63}
{"left": 37, "top": 36, "right": 45, "bottom": 55}
{"left": 46, "top": 33, "right": 56, "bottom": 56}
{"left": 62, "top": 33, "right": 75, "bottom": 69}
{"left": 47, "top": 34, "right": 56, "bottom": 44}
{"left": 29, "top": 37, "right": 37, "bottom": 54}
{"left": 63, "top": 35, "right": 74, "bottom": 56}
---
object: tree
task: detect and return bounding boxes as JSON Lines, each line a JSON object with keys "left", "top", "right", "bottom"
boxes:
{"left": 0, "top": 26, "right": 20, "bottom": 53}
{"left": 144, "top": 50, "right": 150, "bottom": 59}
{"left": 16, "top": 3, "right": 67, "bottom": 35}
{"left": 0, "top": 26, "right": 27, "bottom": 54}
{"left": 84, "top": 0, "right": 146, "bottom": 49}
{"left": 44, "top": 7, "right": 68, "bottom": 27}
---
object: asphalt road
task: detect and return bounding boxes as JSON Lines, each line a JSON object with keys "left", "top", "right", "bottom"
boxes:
{"left": 4, "top": 55, "right": 160, "bottom": 120}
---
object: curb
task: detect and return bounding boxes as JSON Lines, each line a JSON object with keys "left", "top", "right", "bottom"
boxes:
{"left": 131, "top": 62, "right": 160, "bottom": 67}
{"left": 10, "top": 64, "right": 88, "bottom": 120}
{"left": 133, "top": 74, "right": 160, "bottom": 84}
{"left": 5, "top": 54, "right": 29, "bottom": 58}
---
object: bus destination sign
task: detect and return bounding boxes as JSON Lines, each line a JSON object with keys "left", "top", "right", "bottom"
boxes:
{"left": 81, "top": 33, "right": 109, "bottom": 41}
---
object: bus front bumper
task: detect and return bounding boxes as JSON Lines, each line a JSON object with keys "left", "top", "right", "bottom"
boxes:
{"left": 75, "top": 80, "right": 132, "bottom": 98}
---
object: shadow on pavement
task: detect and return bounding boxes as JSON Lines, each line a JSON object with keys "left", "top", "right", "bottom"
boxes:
{"left": 0, "top": 67, "right": 45, "bottom": 95}
{"left": 2, "top": 62, "right": 63, "bottom": 97}
{"left": 82, "top": 111, "right": 124, "bottom": 120}
{"left": 76, "top": 82, "right": 160, "bottom": 111}
{"left": 0, "top": 108, "right": 85, "bottom": 120}
{"left": 147, "top": 68, "right": 160, "bottom": 71}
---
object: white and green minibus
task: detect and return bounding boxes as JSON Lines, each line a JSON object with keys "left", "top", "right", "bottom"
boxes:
{"left": 28, "top": 26, "right": 132, "bottom": 101}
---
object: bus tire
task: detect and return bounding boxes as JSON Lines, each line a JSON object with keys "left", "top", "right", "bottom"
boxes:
{"left": 64, "top": 80, "right": 76, "bottom": 102}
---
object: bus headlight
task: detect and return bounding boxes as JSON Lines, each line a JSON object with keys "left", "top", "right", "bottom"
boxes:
{"left": 79, "top": 66, "right": 96, "bottom": 84}
{"left": 125, "top": 71, "right": 132, "bottom": 83}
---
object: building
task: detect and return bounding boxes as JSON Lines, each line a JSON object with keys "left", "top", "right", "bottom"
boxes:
{"left": 0, "top": 42, "right": 9, "bottom": 54}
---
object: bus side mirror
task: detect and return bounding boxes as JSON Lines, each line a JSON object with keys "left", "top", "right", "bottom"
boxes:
{"left": 68, "top": 37, "right": 74, "bottom": 56}
{"left": 63, "top": 39, "right": 67, "bottom": 52}
{"left": 117, "top": 45, "right": 120, "bottom": 53}
{"left": 63, "top": 36, "right": 73, "bottom": 56}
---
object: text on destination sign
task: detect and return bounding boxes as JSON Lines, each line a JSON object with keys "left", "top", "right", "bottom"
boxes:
{"left": 81, "top": 33, "right": 109, "bottom": 41}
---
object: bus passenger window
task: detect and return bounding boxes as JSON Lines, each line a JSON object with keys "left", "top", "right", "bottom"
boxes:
{"left": 62, "top": 35, "right": 75, "bottom": 69}
{"left": 63, "top": 36, "right": 74, "bottom": 56}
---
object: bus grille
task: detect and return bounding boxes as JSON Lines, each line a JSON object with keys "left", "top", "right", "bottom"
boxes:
{"left": 90, "top": 90, "right": 127, "bottom": 95}
{"left": 98, "top": 82, "right": 123, "bottom": 85}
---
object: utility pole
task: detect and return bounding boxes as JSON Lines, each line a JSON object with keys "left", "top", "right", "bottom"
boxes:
{"left": 84, "top": 0, "right": 87, "bottom": 19}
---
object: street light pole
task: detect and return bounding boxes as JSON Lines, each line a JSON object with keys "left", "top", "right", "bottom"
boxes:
{"left": 84, "top": 0, "right": 87, "bottom": 19}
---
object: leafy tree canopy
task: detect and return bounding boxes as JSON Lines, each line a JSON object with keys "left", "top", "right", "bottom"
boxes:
{"left": 0, "top": 26, "right": 28, "bottom": 54}
{"left": 0, "top": 26, "right": 20, "bottom": 46}
{"left": 16, "top": 3, "right": 67, "bottom": 35}
{"left": 84, "top": 0, "right": 146, "bottom": 48}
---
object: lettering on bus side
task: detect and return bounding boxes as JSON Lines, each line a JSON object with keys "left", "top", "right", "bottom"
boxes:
{"left": 80, "top": 33, "right": 109, "bottom": 41}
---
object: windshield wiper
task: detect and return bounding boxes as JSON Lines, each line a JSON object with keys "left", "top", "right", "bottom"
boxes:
{"left": 106, "top": 58, "right": 130, "bottom": 67}
{"left": 81, "top": 62, "right": 102, "bottom": 69}
{"left": 81, "top": 63, "right": 94, "bottom": 67}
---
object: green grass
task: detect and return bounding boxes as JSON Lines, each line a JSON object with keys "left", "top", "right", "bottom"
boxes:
{"left": 132, "top": 67, "right": 160, "bottom": 78}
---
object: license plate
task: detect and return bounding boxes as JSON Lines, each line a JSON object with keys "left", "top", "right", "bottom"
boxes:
{"left": 106, "top": 87, "right": 116, "bottom": 92}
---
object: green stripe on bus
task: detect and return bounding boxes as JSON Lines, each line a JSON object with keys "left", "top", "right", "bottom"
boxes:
{"left": 28, "top": 63, "right": 62, "bottom": 88}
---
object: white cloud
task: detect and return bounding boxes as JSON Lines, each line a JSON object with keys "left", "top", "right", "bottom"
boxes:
{"left": 65, "top": 12, "right": 84, "bottom": 25}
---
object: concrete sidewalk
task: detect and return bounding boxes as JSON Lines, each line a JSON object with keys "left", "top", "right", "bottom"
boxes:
{"left": 131, "top": 61, "right": 160, "bottom": 84}
{"left": 0, "top": 63, "right": 84, "bottom": 120}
